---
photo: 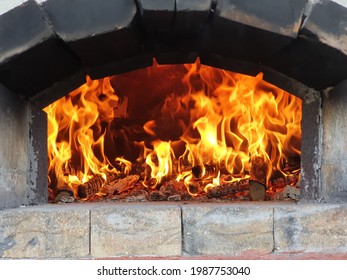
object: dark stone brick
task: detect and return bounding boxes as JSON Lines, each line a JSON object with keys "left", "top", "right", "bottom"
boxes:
{"left": 42, "top": 0, "right": 141, "bottom": 67}
{"left": 218, "top": 0, "right": 306, "bottom": 37}
{"left": 155, "top": 52, "right": 198, "bottom": 65}
{"left": 137, "top": 0, "right": 176, "bottom": 33}
{"left": 87, "top": 54, "right": 153, "bottom": 79}
{"left": 267, "top": 36, "right": 347, "bottom": 90}
{"left": 264, "top": 1, "right": 347, "bottom": 90}
{"left": 0, "top": 38, "right": 81, "bottom": 96}
{"left": 301, "top": 0, "right": 347, "bottom": 53}
{"left": 30, "top": 71, "right": 87, "bottom": 109}
{"left": 0, "top": 1, "right": 80, "bottom": 96}
{"left": 0, "top": 1, "right": 51, "bottom": 64}
{"left": 175, "top": 0, "right": 212, "bottom": 32}
{"left": 202, "top": 0, "right": 306, "bottom": 63}
{"left": 200, "top": 53, "right": 261, "bottom": 77}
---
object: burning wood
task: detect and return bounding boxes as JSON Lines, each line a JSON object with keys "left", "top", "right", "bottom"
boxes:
{"left": 192, "top": 164, "right": 217, "bottom": 179}
{"left": 206, "top": 179, "right": 249, "bottom": 198}
{"left": 101, "top": 174, "right": 140, "bottom": 195}
{"left": 46, "top": 60, "right": 303, "bottom": 204}
{"left": 250, "top": 156, "right": 267, "bottom": 185}
{"left": 54, "top": 176, "right": 75, "bottom": 203}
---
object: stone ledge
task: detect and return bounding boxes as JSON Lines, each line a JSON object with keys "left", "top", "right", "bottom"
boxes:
{"left": 1, "top": 202, "right": 347, "bottom": 259}
{"left": 90, "top": 203, "right": 182, "bottom": 258}
{"left": 0, "top": 204, "right": 90, "bottom": 258}
{"left": 182, "top": 203, "right": 274, "bottom": 256}
{"left": 274, "top": 203, "right": 347, "bottom": 253}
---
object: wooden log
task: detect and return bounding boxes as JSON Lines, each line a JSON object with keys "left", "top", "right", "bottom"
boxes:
{"left": 54, "top": 176, "right": 75, "bottom": 203}
{"left": 206, "top": 179, "right": 249, "bottom": 198}
{"left": 78, "top": 176, "right": 103, "bottom": 199}
{"left": 250, "top": 156, "right": 267, "bottom": 185}
{"left": 102, "top": 174, "right": 140, "bottom": 195}
{"left": 192, "top": 164, "right": 217, "bottom": 179}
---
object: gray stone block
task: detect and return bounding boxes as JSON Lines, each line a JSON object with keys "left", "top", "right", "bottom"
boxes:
{"left": 321, "top": 79, "right": 347, "bottom": 201}
{"left": 91, "top": 204, "right": 181, "bottom": 257}
{"left": 182, "top": 204, "right": 274, "bottom": 256}
{"left": 274, "top": 204, "right": 347, "bottom": 253}
{"left": 0, "top": 205, "right": 90, "bottom": 258}
{"left": 322, "top": 80, "right": 347, "bottom": 164}
{"left": 0, "top": 84, "right": 30, "bottom": 210}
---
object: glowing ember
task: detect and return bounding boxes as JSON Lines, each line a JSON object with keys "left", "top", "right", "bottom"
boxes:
{"left": 45, "top": 58, "right": 302, "bottom": 202}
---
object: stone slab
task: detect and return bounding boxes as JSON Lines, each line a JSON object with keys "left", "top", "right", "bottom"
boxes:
{"left": 182, "top": 203, "right": 274, "bottom": 256}
{"left": 91, "top": 203, "right": 182, "bottom": 257}
{"left": 274, "top": 204, "right": 347, "bottom": 253}
{"left": 0, "top": 205, "right": 90, "bottom": 258}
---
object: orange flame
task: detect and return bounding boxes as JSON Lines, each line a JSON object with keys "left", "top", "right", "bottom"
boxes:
{"left": 45, "top": 58, "right": 302, "bottom": 199}
{"left": 45, "top": 76, "right": 130, "bottom": 193}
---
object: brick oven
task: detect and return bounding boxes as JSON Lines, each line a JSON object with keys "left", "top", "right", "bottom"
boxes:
{"left": 0, "top": 0, "right": 347, "bottom": 258}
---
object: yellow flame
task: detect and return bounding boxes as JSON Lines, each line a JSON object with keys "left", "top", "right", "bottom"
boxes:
{"left": 45, "top": 59, "right": 302, "bottom": 199}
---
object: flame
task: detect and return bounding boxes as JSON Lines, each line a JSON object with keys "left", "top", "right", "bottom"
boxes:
{"left": 45, "top": 58, "right": 302, "bottom": 200}
{"left": 45, "top": 76, "right": 131, "bottom": 193}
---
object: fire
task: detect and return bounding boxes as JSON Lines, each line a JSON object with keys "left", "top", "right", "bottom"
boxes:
{"left": 45, "top": 58, "right": 302, "bottom": 201}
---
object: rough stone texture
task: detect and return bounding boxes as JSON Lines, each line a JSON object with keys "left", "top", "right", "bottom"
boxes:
{"left": 217, "top": 0, "right": 306, "bottom": 37}
{"left": 182, "top": 204, "right": 274, "bottom": 256}
{"left": 41, "top": 0, "right": 140, "bottom": 67}
{"left": 202, "top": 0, "right": 306, "bottom": 62}
{"left": 0, "top": 205, "right": 90, "bottom": 258}
{"left": 268, "top": 1, "right": 347, "bottom": 90}
{"left": 0, "top": 0, "right": 80, "bottom": 96}
{"left": 321, "top": 79, "right": 347, "bottom": 201}
{"left": 300, "top": 90, "right": 322, "bottom": 202}
{"left": 1, "top": 203, "right": 347, "bottom": 258}
{"left": 91, "top": 203, "right": 182, "bottom": 257}
{"left": 0, "top": 84, "right": 29, "bottom": 210}
{"left": 28, "top": 104, "right": 47, "bottom": 205}
{"left": 302, "top": 0, "right": 347, "bottom": 55}
{"left": 274, "top": 204, "right": 347, "bottom": 253}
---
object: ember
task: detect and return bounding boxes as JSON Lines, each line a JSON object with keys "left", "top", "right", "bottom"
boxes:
{"left": 45, "top": 58, "right": 302, "bottom": 203}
